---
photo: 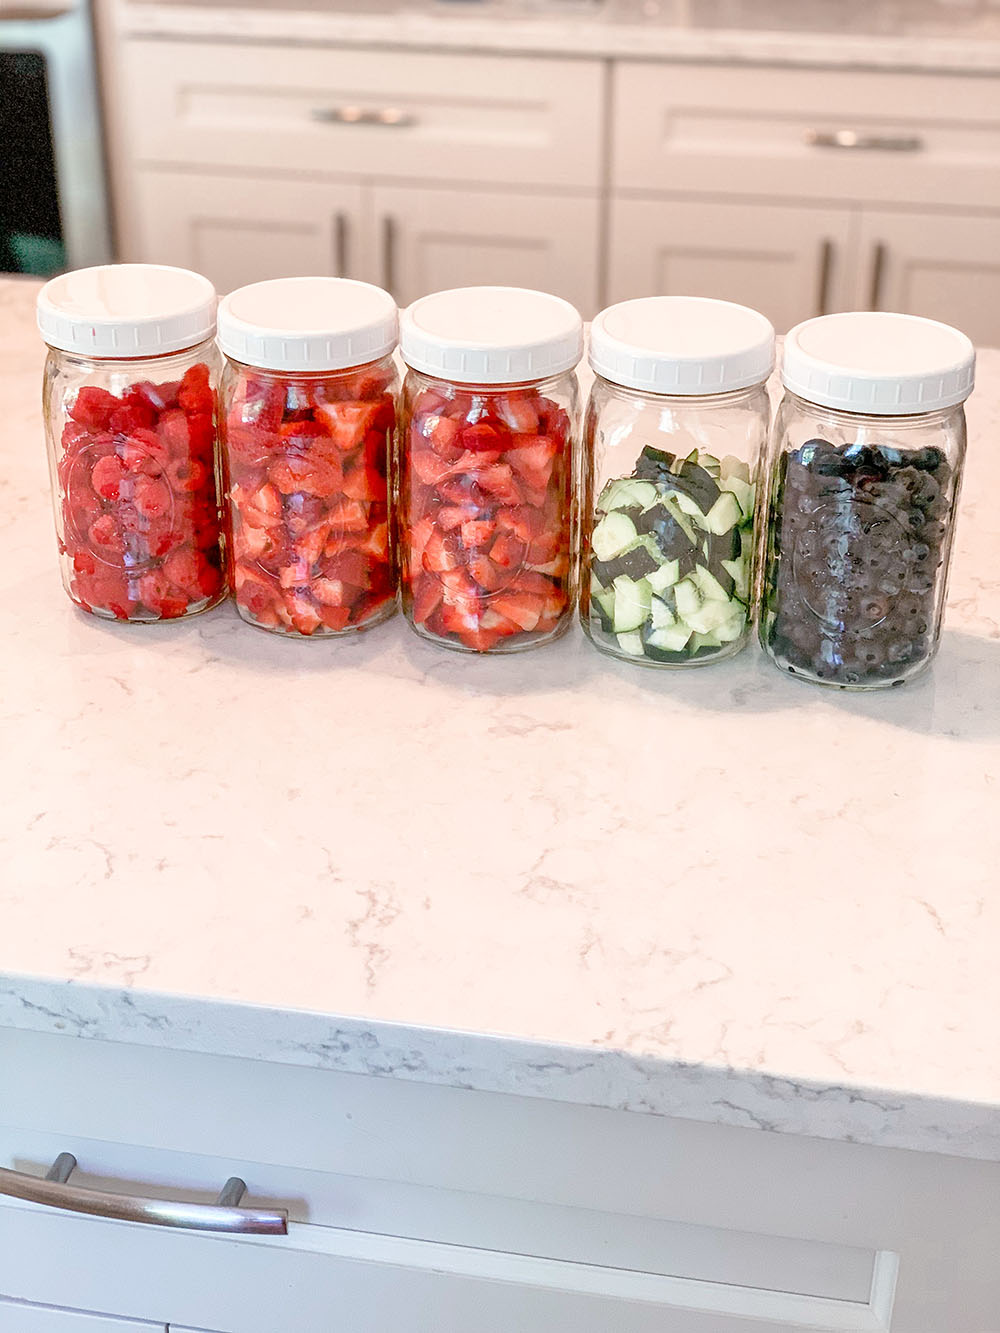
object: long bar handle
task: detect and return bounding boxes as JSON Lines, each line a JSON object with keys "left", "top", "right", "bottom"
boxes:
{"left": 335, "top": 210, "right": 349, "bottom": 276}
{"left": 868, "top": 241, "right": 888, "bottom": 310}
{"left": 804, "top": 129, "right": 923, "bottom": 152}
{"left": 312, "top": 106, "right": 417, "bottom": 129}
{"left": 382, "top": 214, "right": 398, "bottom": 299}
{"left": 816, "top": 237, "right": 834, "bottom": 317}
{"left": 0, "top": 1153, "right": 287, "bottom": 1235}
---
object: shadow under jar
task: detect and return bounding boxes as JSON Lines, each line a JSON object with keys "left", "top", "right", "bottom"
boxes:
{"left": 218, "top": 277, "right": 398, "bottom": 638}
{"left": 582, "top": 296, "right": 774, "bottom": 668}
{"left": 760, "top": 312, "right": 975, "bottom": 689}
{"left": 398, "top": 286, "right": 582, "bottom": 654}
{"left": 38, "top": 264, "right": 226, "bottom": 622}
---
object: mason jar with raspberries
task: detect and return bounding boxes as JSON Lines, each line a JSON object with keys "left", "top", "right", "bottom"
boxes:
{"left": 397, "top": 286, "right": 583, "bottom": 654}
{"left": 37, "top": 264, "right": 226, "bottom": 622}
{"left": 760, "top": 311, "right": 975, "bottom": 689}
{"left": 217, "top": 277, "right": 398, "bottom": 638}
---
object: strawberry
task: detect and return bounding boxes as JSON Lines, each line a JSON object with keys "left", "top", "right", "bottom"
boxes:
{"left": 410, "top": 449, "right": 453, "bottom": 487}
{"left": 507, "top": 436, "right": 557, "bottom": 492}
{"left": 313, "top": 401, "right": 378, "bottom": 449}
{"left": 474, "top": 465, "right": 523, "bottom": 506}
{"left": 460, "top": 518, "right": 495, "bottom": 549}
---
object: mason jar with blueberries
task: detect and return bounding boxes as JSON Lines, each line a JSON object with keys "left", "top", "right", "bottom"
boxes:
{"left": 760, "top": 311, "right": 975, "bottom": 689}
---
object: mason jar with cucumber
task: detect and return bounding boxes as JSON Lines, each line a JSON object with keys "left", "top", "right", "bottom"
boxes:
{"left": 582, "top": 296, "right": 774, "bottom": 668}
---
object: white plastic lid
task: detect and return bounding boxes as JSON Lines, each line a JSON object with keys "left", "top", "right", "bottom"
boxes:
{"left": 589, "top": 296, "right": 775, "bottom": 395}
{"left": 217, "top": 277, "right": 397, "bottom": 372}
{"left": 400, "top": 286, "right": 583, "bottom": 384}
{"left": 37, "top": 264, "right": 216, "bottom": 358}
{"left": 782, "top": 311, "right": 975, "bottom": 415}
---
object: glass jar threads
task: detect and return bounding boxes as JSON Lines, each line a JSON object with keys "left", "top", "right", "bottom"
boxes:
{"left": 398, "top": 286, "right": 583, "bottom": 654}
{"left": 217, "top": 277, "right": 398, "bottom": 638}
{"left": 760, "top": 311, "right": 975, "bottom": 689}
{"left": 38, "top": 264, "right": 225, "bottom": 622}
{"left": 582, "top": 296, "right": 774, "bottom": 667}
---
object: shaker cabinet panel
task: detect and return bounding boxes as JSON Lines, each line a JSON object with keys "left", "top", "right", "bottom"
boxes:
{"left": 608, "top": 197, "right": 857, "bottom": 333}
{"left": 129, "top": 172, "right": 367, "bottom": 296}
{"left": 0, "top": 1294, "right": 164, "bottom": 1331}
{"left": 856, "top": 208, "right": 1000, "bottom": 345}
{"left": 123, "top": 41, "right": 604, "bottom": 190}
{"left": 371, "top": 185, "right": 601, "bottom": 316}
{"left": 613, "top": 63, "right": 1000, "bottom": 209}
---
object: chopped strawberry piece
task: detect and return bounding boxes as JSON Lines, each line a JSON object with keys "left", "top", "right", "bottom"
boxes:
{"left": 489, "top": 532, "right": 528, "bottom": 570}
{"left": 475, "top": 464, "right": 523, "bottom": 506}
{"left": 460, "top": 518, "right": 495, "bottom": 549}
{"left": 269, "top": 454, "right": 341, "bottom": 498}
{"left": 313, "top": 401, "right": 379, "bottom": 449}
{"left": 461, "top": 422, "right": 507, "bottom": 453}
{"left": 412, "top": 578, "right": 443, "bottom": 625}
{"left": 410, "top": 449, "right": 453, "bottom": 487}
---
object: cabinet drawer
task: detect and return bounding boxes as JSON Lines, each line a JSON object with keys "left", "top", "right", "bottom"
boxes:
{"left": 1, "top": 1027, "right": 998, "bottom": 1331}
{"left": 0, "top": 1295, "right": 163, "bottom": 1332}
{"left": 613, "top": 64, "right": 1000, "bottom": 209}
{"left": 122, "top": 40, "right": 604, "bottom": 189}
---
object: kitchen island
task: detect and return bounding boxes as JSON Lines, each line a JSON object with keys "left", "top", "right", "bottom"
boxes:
{"left": 1, "top": 276, "right": 998, "bottom": 1331}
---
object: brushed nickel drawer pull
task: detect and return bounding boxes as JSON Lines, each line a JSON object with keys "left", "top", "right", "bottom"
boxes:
{"left": 804, "top": 129, "right": 924, "bottom": 152}
{"left": 311, "top": 106, "right": 417, "bottom": 129}
{"left": 0, "top": 1152, "right": 287, "bottom": 1235}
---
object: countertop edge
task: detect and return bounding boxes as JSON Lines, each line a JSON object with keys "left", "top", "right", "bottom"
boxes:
{"left": 116, "top": 5, "right": 1000, "bottom": 76}
{"left": 2, "top": 973, "right": 997, "bottom": 1163}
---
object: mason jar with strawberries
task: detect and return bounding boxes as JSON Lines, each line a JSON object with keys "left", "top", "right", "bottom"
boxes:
{"left": 217, "top": 277, "right": 398, "bottom": 638}
{"left": 397, "top": 286, "right": 583, "bottom": 654}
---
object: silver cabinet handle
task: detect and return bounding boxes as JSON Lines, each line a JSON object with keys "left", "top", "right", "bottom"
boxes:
{"left": 382, "top": 214, "right": 397, "bottom": 299}
{"left": 0, "top": 1152, "right": 287, "bottom": 1235}
{"left": 868, "top": 241, "right": 888, "bottom": 310}
{"left": 335, "top": 210, "right": 349, "bottom": 276}
{"left": 816, "top": 237, "right": 834, "bottom": 317}
{"left": 311, "top": 106, "right": 417, "bottom": 129}
{"left": 804, "top": 129, "right": 923, "bottom": 152}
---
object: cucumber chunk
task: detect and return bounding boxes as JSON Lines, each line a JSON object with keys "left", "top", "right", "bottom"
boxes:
{"left": 646, "top": 559, "right": 681, "bottom": 594}
{"left": 674, "top": 578, "right": 703, "bottom": 619}
{"left": 705, "top": 490, "right": 744, "bottom": 536}
{"left": 612, "top": 575, "right": 652, "bottom": 633}
{"left": 592, "top": 511, "right": 639, "bottom": 562}
{"left": 720, "top": 474, "right": 755, "bottom": 519}
{"left": 616, "top": 630, "right": 645, "bottom": 656}
{"left": 650, "top": 595, "right": 676, "bottom": 629}
{"left": 598, "top": 478, "right": 659, "bottom": 514}
{"left": 645, "top": 624, "right": 692, "bottom": 653}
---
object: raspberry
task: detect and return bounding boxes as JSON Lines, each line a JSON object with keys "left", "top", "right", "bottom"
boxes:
{"left": 89, "top": 454, "right": 127, "bottom": 501}
{"left": 133, "top": 477, "right": 172, "bottom": 518}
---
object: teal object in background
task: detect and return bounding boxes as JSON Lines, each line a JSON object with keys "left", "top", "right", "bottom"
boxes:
{"left": 8, "top": 233, "right": 67, "bottom": 278}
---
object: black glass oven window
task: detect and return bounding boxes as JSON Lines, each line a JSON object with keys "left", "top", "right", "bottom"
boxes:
{"left": 0, "top": 51, "right": 66, "bottom": 276}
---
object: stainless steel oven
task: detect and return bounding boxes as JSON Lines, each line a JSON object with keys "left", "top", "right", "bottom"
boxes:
{"left": 1, "top": 0, "right": 111, "bottom": 275}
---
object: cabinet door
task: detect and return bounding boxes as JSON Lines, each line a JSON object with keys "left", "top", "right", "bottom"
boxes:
{"left": 129, "top": 171, "right": 368, "bottom": 295}
{"left": 608, "top": 198, "right": 857, "bottom": 334}
{"left": 856, "top": 209, "right": 1000, "bottom": 345}
{"left": 0, "top": 1294, "right": 163, "bottom": 1331}
{"left": 371, "top": 185, "right": 600, "bottom": 316}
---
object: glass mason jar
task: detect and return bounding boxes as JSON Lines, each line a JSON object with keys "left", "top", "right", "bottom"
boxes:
{"left": 760, "top": 312, "right": 975, "bottom": 689}
{"left": 217, "top": 278, "right": 398, "bottom": 638}
{"left": 397, "top": 286, "right": 582, "bottom": 654}
{"left": 38, "top": 264, "right": 225, "bottom": 622}
{"left": 582, "top": 297, "right": 774, "bottom": 667}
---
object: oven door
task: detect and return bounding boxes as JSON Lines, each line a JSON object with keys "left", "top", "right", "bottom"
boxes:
{"left": 0, "top": 0, "right": 111, "bottom": 272}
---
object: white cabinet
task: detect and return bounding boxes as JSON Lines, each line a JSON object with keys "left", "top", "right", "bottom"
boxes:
{"left": 0, "top": 1295, "right": 163, "bottom": 1331}
{"left": 608, "top": 198, "right": 858, "bottom": 334}
{"left": 132, "top": 174, "right": 367, "bottom": 295}
{"left": 855, "top": 209, "right": 1000, "bottom": 347}
{"left": 1, "top": 1026, "right": 998, "bottom": 1332}
{"left": 115, "top": 41, "right": 605, "bottom": 311}
{"left": 610, "top": 62, "right": 1000, "bottom": 337}
{"left": 371, "top": 185, "right": 600, "bottom": 314}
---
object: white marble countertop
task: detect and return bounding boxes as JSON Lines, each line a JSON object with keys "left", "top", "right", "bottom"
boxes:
{"left": 115, "top": 0, "right": 1000, "bottom": 74}
{"left": 2, "top": 275, "right": 999, "bottom": 1163}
